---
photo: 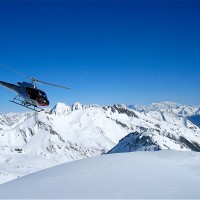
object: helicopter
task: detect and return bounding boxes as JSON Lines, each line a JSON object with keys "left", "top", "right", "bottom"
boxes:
{"left": 0, "top": 64, "right": 71, "bottom": 112}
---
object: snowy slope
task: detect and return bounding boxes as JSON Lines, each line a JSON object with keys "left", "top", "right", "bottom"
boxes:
{"left": 0, "top": 112, "right": 32, "bottom": 126}
{"left": 0, "top": 151, "right": 200, "bottom": 199}
{"left": 0, "top": 102, "right": 200, "bottom": 184}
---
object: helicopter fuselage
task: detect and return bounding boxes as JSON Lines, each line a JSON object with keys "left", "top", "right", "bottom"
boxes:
{"left": 0, "top": 81, "right": 49, "bottom": 107}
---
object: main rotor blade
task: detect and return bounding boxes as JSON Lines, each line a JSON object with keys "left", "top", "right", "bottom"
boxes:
{"left": 0, "top": 64, "right": 71, "bottom": 90}
{"left": 34, "top": 79, "right": 71, "bottom": 90}
{"left": 0, "top": 64, "right": 28, "bottom": 79}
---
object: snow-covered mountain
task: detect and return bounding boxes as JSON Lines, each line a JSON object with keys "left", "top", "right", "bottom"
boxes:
{"left": 129, "top": 101, "right": 200, "bottom": 117}
{"left": 0, "top": 101, "right": 200, "bottom": 184}
{"left": 108, "top": 102, "right": 200, "bottom": 154}
{"left": 0, "top": 151, "right": 200, "bottom": 199}
{"left": 0, "top": 112, "right": 32, "bottom": 127}
{"left": 131, "top": 101, "right": 200, "bottom": 130}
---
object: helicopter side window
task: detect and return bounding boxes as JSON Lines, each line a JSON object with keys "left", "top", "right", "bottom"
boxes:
{"left": 26, "top": 88, "right": 32, "bottom": 96}
{"left": 26, "top": 88, "right": 39, "bottom": 100}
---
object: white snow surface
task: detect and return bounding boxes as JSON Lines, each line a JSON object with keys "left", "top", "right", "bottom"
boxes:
{"left": 0, "top": 102, "right": 200, "bottom": 184}
{"left": 0, "top": 150, "right": 200, "bottom": 199}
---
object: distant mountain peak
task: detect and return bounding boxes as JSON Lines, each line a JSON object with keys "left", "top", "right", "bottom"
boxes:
{"left": 129, "top": 101, "right": 200, "bottom": 117}
{"left": 50, "top": 102, "right": 71, "bottom": 115}
{"left": 72, "top": 102, "right": 84, "bottom": 111}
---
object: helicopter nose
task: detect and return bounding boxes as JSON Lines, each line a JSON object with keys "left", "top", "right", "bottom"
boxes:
{"left": 41, "top": 99, "right": 49, "bottom": 106}
{"left": 43, "top": 100, "right": 49, "bottom": 106}
{"left": 46, "top": 100, "right": 49, "bottom": 106}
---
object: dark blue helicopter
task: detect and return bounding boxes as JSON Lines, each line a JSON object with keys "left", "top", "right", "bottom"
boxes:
{"left": 0, "top": 65, "right": 71, "bottom": 112}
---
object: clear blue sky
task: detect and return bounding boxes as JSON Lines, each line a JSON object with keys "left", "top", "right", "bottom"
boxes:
{"left": 0, "top": 1, "right": 200, "bottom": 113}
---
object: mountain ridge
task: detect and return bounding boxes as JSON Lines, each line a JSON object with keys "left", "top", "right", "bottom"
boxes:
{"left": 129, "top": 101, "right": 200, "bottom": 117}
{"left": 0, "top": 101, "right": 200, "bottom": 184}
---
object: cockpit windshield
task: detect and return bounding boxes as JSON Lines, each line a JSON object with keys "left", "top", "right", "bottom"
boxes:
{"left": 38, "top": 90, "right": 48, "bottom": 99}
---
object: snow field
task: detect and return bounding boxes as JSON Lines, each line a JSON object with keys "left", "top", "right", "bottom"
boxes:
{"left": 0, "top": 150, "right": 200, "bottom": 199}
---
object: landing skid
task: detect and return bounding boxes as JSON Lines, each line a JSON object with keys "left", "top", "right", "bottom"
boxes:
{"left": 10, "top": 96, "right": 44, "bottom": 112}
